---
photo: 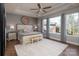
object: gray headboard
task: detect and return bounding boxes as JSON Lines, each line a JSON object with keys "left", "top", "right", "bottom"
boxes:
{"left": 17, "top": 25, "right": 33, "bottom": 32}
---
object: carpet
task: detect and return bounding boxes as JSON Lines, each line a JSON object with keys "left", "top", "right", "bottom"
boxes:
{"left": 15, "top": 39, "right": 68, "bottom": 56}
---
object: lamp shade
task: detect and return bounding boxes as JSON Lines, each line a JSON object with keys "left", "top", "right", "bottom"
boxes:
{"left": 10, "top": 25, "right": 14, "bottom": 30}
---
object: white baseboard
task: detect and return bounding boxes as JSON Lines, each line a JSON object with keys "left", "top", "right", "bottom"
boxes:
{"left": 49, "top": 37, "right": 79, "bottom": 46}
{"left": 67, "top": 41, "right": 79, "bottom": 46}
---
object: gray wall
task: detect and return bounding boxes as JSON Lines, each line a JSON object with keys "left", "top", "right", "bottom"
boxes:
{"left": 6, "top": 13, "right": 38, "bottom": 31}
{"left": 6, "top": 13, "right": 21, "bottom": 27}
{"left": 28, "top": 17, "right": 37, "bottom": 25}
{"left": 37, "top": 18, "right": 42, "bottom": 32}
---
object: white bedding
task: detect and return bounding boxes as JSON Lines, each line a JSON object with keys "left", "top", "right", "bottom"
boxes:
{"left": 21, "top": 34, "right": 43, "bottom": 44}
{"left": 19, "top": 32, "right": 41, "bottom": 36}
{"left": 15, "top": 39, "right": 68, "bottom": 56}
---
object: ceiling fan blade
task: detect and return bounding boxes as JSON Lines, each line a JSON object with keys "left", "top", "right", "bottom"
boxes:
{"left": 42, "top": 10, "right": 47, "bottom": 13}
{"left": 43, "top": 6, "right": 51, "bottom": 9}
{"left": 37, "top": 3, "right": 41, "bottom": 9}
{"left": 36, "top": 10, "right": 40, "bottom": 14}
{"left": 30, "top": 9, "right": 38, "bottom": 10}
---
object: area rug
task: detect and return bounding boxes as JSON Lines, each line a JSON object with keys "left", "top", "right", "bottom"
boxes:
{"left": 15, "top": 39, "right": 68, "bottom": 56}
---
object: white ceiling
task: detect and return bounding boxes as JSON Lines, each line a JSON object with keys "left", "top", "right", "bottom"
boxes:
{"left": 5, "top": 3, "right": 79, "bottom": 18}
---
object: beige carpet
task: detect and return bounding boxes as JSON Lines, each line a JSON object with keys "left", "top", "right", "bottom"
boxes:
{"left": 15, "top": 39, "right": 68, "bottom": 56}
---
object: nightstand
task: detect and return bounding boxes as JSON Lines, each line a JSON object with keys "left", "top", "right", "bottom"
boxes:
{"left": 8, "top": 31, "right": 17, "bottom": 40}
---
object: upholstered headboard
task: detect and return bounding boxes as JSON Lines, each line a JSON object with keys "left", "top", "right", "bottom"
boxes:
{"left": 17, "top": 25, "right": 33, "bottom": 32}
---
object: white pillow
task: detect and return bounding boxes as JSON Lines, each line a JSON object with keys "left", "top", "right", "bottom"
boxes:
{"left": 24, "top": 25, "right": 33, "bottom": 32}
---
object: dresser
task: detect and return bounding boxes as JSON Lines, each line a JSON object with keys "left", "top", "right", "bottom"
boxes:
{"left": 7, "top": 31, "right": 17, "bottom": 40}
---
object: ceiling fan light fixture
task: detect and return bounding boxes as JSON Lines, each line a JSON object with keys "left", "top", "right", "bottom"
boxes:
{"left": 30, "top": 3, "right": 52, "bottom": 15}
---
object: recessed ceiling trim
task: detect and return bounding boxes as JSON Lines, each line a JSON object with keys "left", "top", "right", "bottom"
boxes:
{"left": 5, "top": 3, "right": 79, "bottom": 18}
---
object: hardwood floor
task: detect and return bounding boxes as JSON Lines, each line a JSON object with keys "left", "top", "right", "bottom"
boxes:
{"left": 5, "top": 40, "right": 79, "bottom": 56}
{"left": 60, "top": 44, "right": 79, "bottom": 56}
{"left": 5, "top": 40, "right": 19, "bottom": 56}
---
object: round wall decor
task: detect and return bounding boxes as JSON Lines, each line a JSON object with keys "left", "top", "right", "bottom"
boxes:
{"left": 21, "top": 16, "right": 29, "bottom": 25}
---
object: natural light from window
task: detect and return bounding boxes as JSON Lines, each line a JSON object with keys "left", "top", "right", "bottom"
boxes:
{"left": 66, "top": 12, "right": 79, "bottom": 36}
{"left": 49, "top": 16, "right": 61, "bottom": 33}
{"left": 42, "top": 19, "right": 47, "bottom": 33}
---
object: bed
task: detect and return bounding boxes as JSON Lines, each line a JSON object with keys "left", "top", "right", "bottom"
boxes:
{"left": 17, "top": 25, "right": 43, "bottom": 44}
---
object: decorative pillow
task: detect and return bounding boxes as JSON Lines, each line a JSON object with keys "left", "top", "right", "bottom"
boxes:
{"left": 19, "top": 29, "right": 24, "bottom": 33}
{"left": 23, "top": 26, "right": 33, "bottom": 33}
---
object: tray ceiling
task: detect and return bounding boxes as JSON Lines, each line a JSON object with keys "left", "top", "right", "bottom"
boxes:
{"left": 5, "top": 3, "right": 79, "bottom": 18}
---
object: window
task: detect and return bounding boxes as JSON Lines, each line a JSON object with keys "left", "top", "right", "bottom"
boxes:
{"left": 49, "top": 16, "right": 61, "bottom": 33}
{"left": 66, "top": 12, "right": 79, "bottom": 35}
{"left": 42, "top": 19, "right": 47, "bottom": 33}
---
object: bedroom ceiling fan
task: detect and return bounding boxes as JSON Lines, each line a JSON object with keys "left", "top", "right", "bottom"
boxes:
{"left": 30, "top": 3, "right": 52, "bottom": 14}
